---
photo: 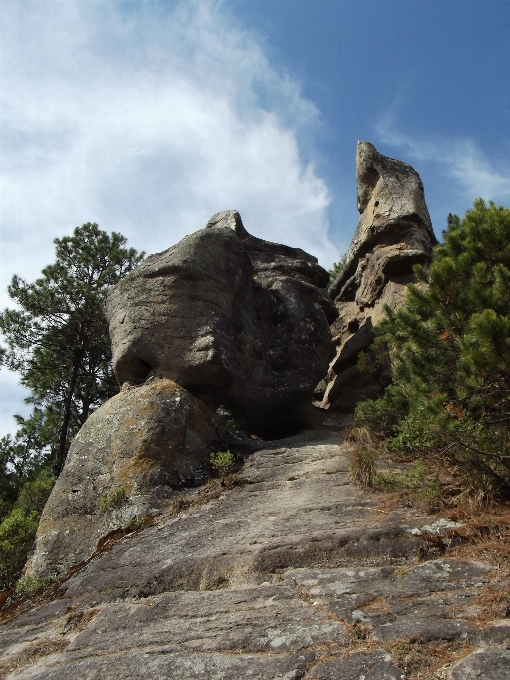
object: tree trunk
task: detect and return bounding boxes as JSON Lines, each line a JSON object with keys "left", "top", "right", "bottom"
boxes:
{"left": 53, "top": 358, "right": 80, "bottom": 477}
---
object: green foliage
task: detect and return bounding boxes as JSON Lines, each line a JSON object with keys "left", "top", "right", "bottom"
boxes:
{"left": 209, "top": 450, "right": 235, "bottom": 476}
{"left": 0, "top": 467, "right": 55, "bottom": 590}
{"left": 373, "top": 461, "right": 441, "bottom": 504}
{"left": 98, "top": 487, "right": 127, "bottom": 513}
{"left": 0, "top": 508, "right": 40, "bottom": 591}
{"left": 0, "top": 224, "right": 141, "bottom": 590}
{"left": 15, "top": 468, "right": 55, "bottom": 515}
{"left": 328, "top": 253, "right": 348, "bottom": 282}
{"left": 0, "top": 223, "right": 144, "bottom": 477}
{"left": 355, "top": 199, "right": 510, "bottom": 499}
{"left": 225, "top": 417, "right": 244, "bottom": 432}
{"left": 15, "top": 574, "right": 52, "bottom": 597}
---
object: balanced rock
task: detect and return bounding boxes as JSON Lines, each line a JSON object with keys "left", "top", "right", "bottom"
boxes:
{"left": 106, "top": 212, "right": 337, "bottom": 436}
{"left": 318, "top": 141, "right": 436, "bottom": 410}
{"left": 25, "top": 380, "right": 214, "bottom": 578}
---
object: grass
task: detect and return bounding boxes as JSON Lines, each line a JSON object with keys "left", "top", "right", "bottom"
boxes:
{"left": 384, "top": 636, "right": 472, "bottom": 678}
{"left": 98, "top": 487, "right": 127, "bottom": 512}
{"left": 0, "top": 638, "right": 69, "bottom": 678}
{"left": 374, "top": 459, "right": 442, "bottom": 505}
{"left": 343, "top": 620, "right": 474, "bottom": 679}
{"left": 346, "top": 427, "right": 379, "bottom": 489}
{"left": 166, "top": 474, "right": 253, "bottom": 518}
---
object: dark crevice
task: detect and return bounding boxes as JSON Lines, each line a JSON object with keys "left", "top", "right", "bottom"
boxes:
{"left": 117, "top": 357, "right": 154, "bottom": 386}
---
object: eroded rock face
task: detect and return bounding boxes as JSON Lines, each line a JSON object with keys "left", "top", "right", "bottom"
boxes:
{"left": 318, "top": 141, "right": 436, "bottom": 410}
{"left": 106, "top": 211, "right": 337, "bottom": 436}
{"left": 25, "top": 380, "right": 214, "bottom": 578}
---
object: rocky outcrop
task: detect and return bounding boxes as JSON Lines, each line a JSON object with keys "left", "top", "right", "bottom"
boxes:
{"left": 317, "top": 141, "right": 436, "bottom": 411}
{"left": 106, "top": 210, "right": 337, "bottom": 436}
{"left": 25, "top": 213, "right": 336, "bottom": 578}
{"left": 3, "top": 432, "right": 508, "bottom": 678}
{"left": 25, "top": 380, "right": 214, "bottom": 578}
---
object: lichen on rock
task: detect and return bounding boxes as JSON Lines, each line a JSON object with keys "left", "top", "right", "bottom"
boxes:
{"left": 25, "top": 379, "right": 214, "bottom": 578}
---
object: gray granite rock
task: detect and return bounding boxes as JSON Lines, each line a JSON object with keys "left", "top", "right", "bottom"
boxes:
{"left": 319, "top": 141, "right": 436, "bottom": 411}
{"left": 8, "top": 650, "right": 315, "bottom": 680}
{"left": 106, "top": 211, "right": 336, "bottom": 437}
{"left": 307, "top": 650, "right": 405, "bottom": 679}
{"left": 2, "top": 432, "right": 509, "bottom": 680}
{"left": 448, "top": 645, "right": 510, "bottom": 679}
{"left": 24, "top": 379, "right": 214, "bottom": 579}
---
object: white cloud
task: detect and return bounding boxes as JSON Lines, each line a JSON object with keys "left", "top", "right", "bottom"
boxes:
{"left": 0, "top": 372, "right": 31, "bottom": 437}
{"left": 0, "top": 0, "right": 340, "bottom": 435}
{"left": 376, "top": 112, "right": 510, "bottom": 204}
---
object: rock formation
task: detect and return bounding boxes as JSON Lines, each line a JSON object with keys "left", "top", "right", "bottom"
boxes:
{"left": 3, "top": 145, "right": 509, "bottom": 680}
{"left": 25, "top": 380, "right": 214, "bottom": 578}
{"left": 4, "top": 432, "right": 509, "bottom": 679}
{"left": 25, "top": 212, "right": 336, "bottom": 578}
{"left": 317, "top": 141, "right": 436, "bottom": 411}
{"left": 106, "top": 210, "right": 337, "bottom": 436}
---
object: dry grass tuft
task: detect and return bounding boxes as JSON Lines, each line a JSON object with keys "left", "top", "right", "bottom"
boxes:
{"left": 384, "top": 636, "right": 473, "bottom": 679}
{"left": 346, "top": 427, "right": 382, "bottom": 489}
{"left": 445, "top": 502, "right": 510, "bottom": 570}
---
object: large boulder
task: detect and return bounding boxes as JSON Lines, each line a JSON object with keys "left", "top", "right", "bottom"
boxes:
{"left": 318, "top": 141, "right": 436, "bottom": 410}
{"left": 25, "top": 380, "right": 215, "bottom": 578}
{"left": 106, "top": 211, "right": 337, "bottom": 436}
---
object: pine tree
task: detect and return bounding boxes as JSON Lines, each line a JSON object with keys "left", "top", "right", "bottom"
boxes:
{"left": 356, "top": 199, "right": 510, "bottom": 498}
{"left": 328, "top": 253, "right": 348, "bottom": 283}
{"left": 0, "top": 223, "right": 144, "bottom": 476}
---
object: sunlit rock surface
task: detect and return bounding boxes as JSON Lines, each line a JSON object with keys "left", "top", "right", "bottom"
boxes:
{"left": 106, "top": 210, "right": 337, "bottom": 437}
{"left": 318, "top": 141, "right": 436, "bottom": 411}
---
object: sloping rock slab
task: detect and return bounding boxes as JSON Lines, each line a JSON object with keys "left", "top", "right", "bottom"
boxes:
{"left": 307, "top": 650, "right": 404, "bottom": 679}
{"left": 2, "top": 431, "right": 509, "bottom": 679}
{"left": 7, "top": 650, "right": 315, "bottom": 680}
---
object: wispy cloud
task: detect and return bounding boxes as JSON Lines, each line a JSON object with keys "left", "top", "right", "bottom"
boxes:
{"left": 0, "top": 0, "right": 341, "bottom": 434}
{"left": 0, "top": 1, "right": 339, "bottom": 295}
{"left": 377, "top": 112, "right": 510, "bottom": 203}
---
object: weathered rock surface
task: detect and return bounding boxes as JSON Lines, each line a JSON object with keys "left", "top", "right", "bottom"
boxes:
{"left": 106, "top": 210, "right": 337, "bottom": 436}
{"left": 449, "top": 645, "right": 510, "bottom": 679}
{"left": 318, "top": 141, "right": 437, "bottom": 411}
{"left": 2, "top": 431, "right": 508, "bottom": 679}
{"left": 25, "top": 380, "right": 214, "bottom": 579}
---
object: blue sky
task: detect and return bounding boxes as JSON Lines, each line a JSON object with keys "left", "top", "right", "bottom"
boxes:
{"left": 1, "top": 0, "right": 510, "bottom": 435}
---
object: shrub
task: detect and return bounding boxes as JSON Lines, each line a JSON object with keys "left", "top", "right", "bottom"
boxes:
{"left": 98, "top": 487, "right": 127, "bottom": 512}
{"left": 15, "top": 574, "right": 52, "bottom": 597}
{"left": 0, "top": 467, "right": 55, "bottom": 591}
{"left": 209, "top": 450, "right": 235, "bottom": 477}
{"left": 355, "top": 200, "right": 510, "bottom": 501}
{"left": 0, "top": 508, "right": 40, "bottom": 590}
{"left": 16, "top": 468, "right": 55, "bottom": 515}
